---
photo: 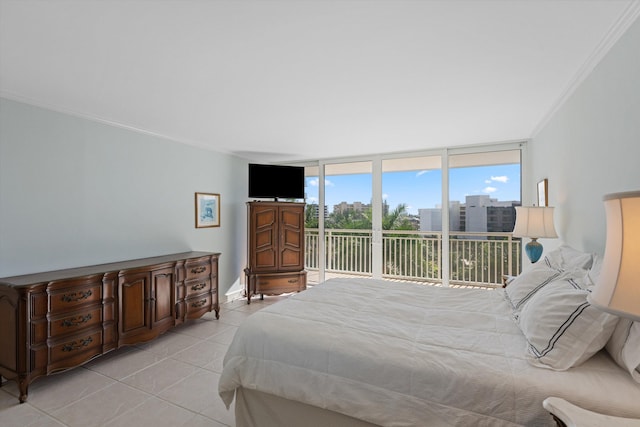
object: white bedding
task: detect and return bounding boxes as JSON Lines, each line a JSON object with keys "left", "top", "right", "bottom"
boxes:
{"left": 219, "top": 278, "right": 640, "bottom": 426}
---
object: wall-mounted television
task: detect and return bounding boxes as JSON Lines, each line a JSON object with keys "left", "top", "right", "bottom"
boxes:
{"left": 248, "top": 163, "right": 305, "bottom": 200}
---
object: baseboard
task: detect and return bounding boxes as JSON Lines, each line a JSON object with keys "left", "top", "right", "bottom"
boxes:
{"left": 220, "top": 288, "right": 244, "bottom": 304}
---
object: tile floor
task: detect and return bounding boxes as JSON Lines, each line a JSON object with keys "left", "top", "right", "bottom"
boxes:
{"left": 0, "top": 295, "right": 286, "bottom": 427}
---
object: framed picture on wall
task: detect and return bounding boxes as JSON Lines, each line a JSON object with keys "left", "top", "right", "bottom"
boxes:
{"left": 537, "top": 179, "right": 548, "bottom": 207}
{"left": 195, "top": 192, "right": 220, "bottom": 228}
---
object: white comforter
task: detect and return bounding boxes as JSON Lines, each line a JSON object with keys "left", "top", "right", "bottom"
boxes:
{"left": 219, "top": 278, "right": 640, "bottom": 426}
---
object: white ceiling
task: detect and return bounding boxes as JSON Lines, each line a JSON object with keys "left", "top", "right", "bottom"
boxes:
{"left": 1, "top": 0, "right": 638, "bottom": 163}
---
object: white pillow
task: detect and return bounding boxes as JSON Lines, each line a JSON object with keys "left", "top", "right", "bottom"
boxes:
{"left": 544, "top": 245, "right": 595, "bottom": 271}
{"left": 504, "top": 245, "right": 595, "bottom": 313}
{"left": 517, "top": 277, "right": 619, "bottom": 370}
{"left": 605, "top": 319, "right": 640, "bottom": 383}
{"left": 504, "top": 261, "right": 564, "bottom": 312}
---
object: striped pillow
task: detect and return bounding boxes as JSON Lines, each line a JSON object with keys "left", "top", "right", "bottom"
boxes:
{"left": 517, "top": 277, "right": 619, "bottom": 370}
{"left": 504, "top": 257, "right": 564, "bottom": 313}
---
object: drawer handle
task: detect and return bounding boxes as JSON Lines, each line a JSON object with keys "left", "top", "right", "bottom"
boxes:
{"left": 191, "top": 282, "right": 207, "bottom": 291}
{"left": 190, "top": 299, "right": 207, "bottom": 308}
{"left": 61, "top": 290, "right": 93, "bottom": 303}
{"left": 190, "top": 266, "right": 206, "bottom": 274}
{"left": 61, "top": 336, "right": 93, "bottom": 352}
{"left": 288, "top": 279, "right": 298, "bottom": 283}
{"left": 61, "top": 313, "right": 92, "bottom": 327}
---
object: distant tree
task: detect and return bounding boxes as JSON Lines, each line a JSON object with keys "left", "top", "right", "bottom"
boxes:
{"left": 305, "top": 204, "right": 319, "bottom": 229}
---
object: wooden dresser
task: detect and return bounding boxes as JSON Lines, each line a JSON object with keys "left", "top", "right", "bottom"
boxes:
{"left": 245, "top": 201, "right": 306, "bottom": 303}
{"left": 0, "top": 251, "right": 220, "bottom": 403}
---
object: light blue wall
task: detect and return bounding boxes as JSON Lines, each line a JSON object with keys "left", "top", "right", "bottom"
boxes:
{"left": 0, "top": 98, "right": 248, "bottom": 296}
{"left": 530, "top": 17, "right": 640, "bottom": 255}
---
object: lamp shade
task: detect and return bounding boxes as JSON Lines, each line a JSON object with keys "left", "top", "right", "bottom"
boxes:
{"left": 588, "top": 191, "right": 640, "bottom": 321}
{"left": 512, "top": 206, "right": 558, "bottom": 239}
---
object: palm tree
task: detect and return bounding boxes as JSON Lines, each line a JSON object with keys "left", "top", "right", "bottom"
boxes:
{"left": 382, "top": 203, "right": 413, "bottom": 230}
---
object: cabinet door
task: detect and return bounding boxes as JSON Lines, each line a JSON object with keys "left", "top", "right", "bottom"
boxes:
{"left": 250, "top": 205, "right": 278, "bottom": 271}
{"left": 278, "top": 204, "right": 304, "bottom": 271}
{"left": 118, "top": 271, "right": 151, "bottom": 346}
{"left": 150, "top": 267, "right": 175, "bottom": 334}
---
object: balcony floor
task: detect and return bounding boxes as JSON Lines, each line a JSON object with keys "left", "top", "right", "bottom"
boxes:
{"left": 306, "top": 270, "right": 497, "bottom": 290}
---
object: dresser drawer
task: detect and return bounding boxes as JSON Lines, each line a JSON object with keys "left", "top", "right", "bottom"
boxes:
{"left": 50, "top": 306, "right": 103, "bottom": 338}
{"left": 184, "top": 278, "right": 211, "bottom": 299}
{"left": 49, "top": 329, "right": 102, "bottom": 364}
{"left": 184, "top": 259, "right": 212, "bottom": 281}
{"left": 185, "top": 294, "right": 212, "bottom": 318}
{"left": 31, "top": 305, "right": 103, "bottom": 344}
{"left": 49, "top": 283, "right": 102, "bottom": 314}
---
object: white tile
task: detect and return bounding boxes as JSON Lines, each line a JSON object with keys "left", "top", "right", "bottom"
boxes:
{"left": 208, "top": 326, "right": 238, "bottom": 346}
{"left": 171, "top": 340, "right": 229, "bottom": 368}
{"left": 104, "top": 396, "right": 196, "bottom": 427}
{"left": 85, "top": 347, "right": 164, "bottom": 380}
{"left": 134, "top": 331, "right": 201, "bottom": 358}
{"left": 230, "top": 301, "right": 270, "bottom": 314}
{"left": 121, "top": 358, "right": 197, "bottom": 395}
{"left": 51, "top": 382, "right": 151, "bottom": 427}
{"left": 157, "top": 369, "right": 219, "bottom": 413}
{"left": 25, "top": 367, "right": 115, "bottom": 412}
{"left": 185, "top": 413, "right": 229, "bottom": 427}
{"left": 171, "top": 318, "right": 235, "bottom": 340}
{"left": 0, "top": 389, "right": 55, "bottom": 427}
{"left": 217, "top": 310, "right": 252, "bottom": 326}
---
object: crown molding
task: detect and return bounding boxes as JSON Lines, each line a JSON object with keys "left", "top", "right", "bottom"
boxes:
{"left": 0, "top": 91, "right": 235, "bottom": 156}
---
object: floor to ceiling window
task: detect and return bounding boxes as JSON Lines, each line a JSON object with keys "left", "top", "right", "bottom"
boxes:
{"left": 321, "top": 161, "right": 373, "bottom": 281}
{"left": 300, "top": 142, "right": 524, "bottom": 286}
{"left": 381, "top": 156, "right": 442, "bottom": 282}
{"left": 448, "top": 149, "right": 523, "bottom": 285}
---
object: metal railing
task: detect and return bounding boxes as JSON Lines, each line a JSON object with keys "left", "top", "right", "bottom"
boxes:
{"left": 305, "top": 229, "right": 521, "bottom": 287}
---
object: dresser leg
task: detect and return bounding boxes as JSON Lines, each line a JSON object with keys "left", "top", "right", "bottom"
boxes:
{"left": 18, "top": 377, "right": 29, "bottom": 403}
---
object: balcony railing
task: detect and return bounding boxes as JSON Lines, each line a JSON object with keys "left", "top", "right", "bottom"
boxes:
{"left": 305, "top": 229, "right": 522, "bottom": 287}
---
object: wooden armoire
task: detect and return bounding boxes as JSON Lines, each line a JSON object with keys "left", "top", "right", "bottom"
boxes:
{"left": 245, "top": 201, "right": 306, "bottom": 303}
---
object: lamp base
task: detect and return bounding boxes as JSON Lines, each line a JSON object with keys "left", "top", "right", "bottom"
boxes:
{"left": 525, "top": 238, "right": 543, "bottom": 263}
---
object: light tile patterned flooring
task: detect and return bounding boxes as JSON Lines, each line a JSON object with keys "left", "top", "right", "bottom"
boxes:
{"left": 0, "top": 296, "right": 286, "bottom": 427}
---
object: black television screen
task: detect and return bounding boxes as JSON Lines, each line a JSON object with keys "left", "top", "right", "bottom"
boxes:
{"left": 248, "top": 164, "right": 305, "bottom": 200}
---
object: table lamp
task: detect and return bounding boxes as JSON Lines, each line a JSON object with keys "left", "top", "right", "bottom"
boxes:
{"left": 512, "top": 206, "right": 558, "bottom": 263}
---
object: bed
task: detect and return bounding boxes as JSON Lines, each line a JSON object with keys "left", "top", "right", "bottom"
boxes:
{"left": 219, "top": 247, "right": 640, "bottom": 426}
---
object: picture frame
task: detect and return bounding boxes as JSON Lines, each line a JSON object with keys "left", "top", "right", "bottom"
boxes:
{"left": 195, "top": 192, "right": 220, "bottom": 228}
{"left": 537, "top": 179, "right": 548, "bottom": 207}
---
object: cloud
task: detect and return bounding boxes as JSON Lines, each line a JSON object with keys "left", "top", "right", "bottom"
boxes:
{"left": 483, "top": 186, "right": 497, "bottom": 194}
{"left": 490, "top": 175, "right": 509, "bottom": 183}
{"left": 307, "top": 196, "right": 318, "bottom": 203}
{"left": 382, "top": 193, "right": 389, "bottom": 200}
{"left": 416, "top": 170, "right": 429, "bottom": 177}
{"left": 308, "top": 178, "right": 334, "bottom": 187}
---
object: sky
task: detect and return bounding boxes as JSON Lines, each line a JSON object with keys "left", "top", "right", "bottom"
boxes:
{"left": 305, "top": 164, "right": 521, "bottom": 215}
